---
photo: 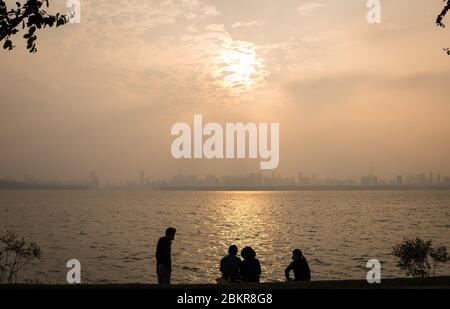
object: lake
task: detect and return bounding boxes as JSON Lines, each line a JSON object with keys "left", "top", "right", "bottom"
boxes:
{"left": 0, "top": 190, "right": 449, "bottom": 284}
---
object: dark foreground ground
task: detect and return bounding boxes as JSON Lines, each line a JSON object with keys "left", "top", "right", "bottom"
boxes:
{"left": 1, "top": 276, "right": 449, "bottom": 289}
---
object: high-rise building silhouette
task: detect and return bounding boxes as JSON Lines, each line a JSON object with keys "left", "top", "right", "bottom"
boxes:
{"left": 139, "top": 169, "right": 145, "bottom": 186}
{"left": 89, "top": 171, "right": 100, "bottom": 188}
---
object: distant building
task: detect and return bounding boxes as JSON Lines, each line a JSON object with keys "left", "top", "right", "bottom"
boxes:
{"left": 170, "top": 174, "right": 198, "bottom": 187}
{"left": 360, "top": 175, "right": 378, "bottom": 186}
{"left": 139, "top": 169, "right": 145, "bottom": 186}
{"left": 199, "top": 174, "right": 219, "bottom": 187}
{"left": 89, "top": 171, "right": 100, "bottom": 189}
{"left": 298, "top": 172, "right": 303, "bottom": 186}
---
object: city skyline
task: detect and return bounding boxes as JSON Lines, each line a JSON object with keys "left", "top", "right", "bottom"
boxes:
{"left": 2, "top": 168, "right": 450, "bottom": 189}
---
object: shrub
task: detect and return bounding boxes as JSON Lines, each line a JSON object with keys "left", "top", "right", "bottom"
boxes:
{"left": 0, "top": 231, "right": 41, "bottom": 283}
{"left": 392, "top": 237, "right": 449, "bottom": 278}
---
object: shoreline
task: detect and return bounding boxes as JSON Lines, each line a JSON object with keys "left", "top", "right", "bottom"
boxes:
{"left": 2, "top": 186, "right": 450, "bottom": 191}
{"left": 1, "top": 276, "right": 449, "bottom": 289}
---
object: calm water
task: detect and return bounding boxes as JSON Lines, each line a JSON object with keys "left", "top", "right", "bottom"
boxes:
{"left": 0, "top": 190, "right": 449, "bottom": 284}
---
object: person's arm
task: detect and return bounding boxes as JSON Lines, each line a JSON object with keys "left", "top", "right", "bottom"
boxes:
{"left": 305, "top": 262, "right": 311, "bottom": 281}
{"left": 237, "top": 259, "right": 241, "bottom": 278}
{"left": 156, "top": 238, "right": 170, "bottom": 267}
{"left": 285, "top": 262, "right": 293, "bottom": 280}
{"left": 164, "top": 241, "right": 171, "bottom": 271}
{"left": 220, "top": 258, "right": 224, "bottom": 274}
{"left": 257, "top": 260, "right": 262, "bottom": 276}
{"left": 239, "top": 261, "right": 245, "bottom": 280}
{"left": 156, "top": 238, "right": 162, "bottom": 262}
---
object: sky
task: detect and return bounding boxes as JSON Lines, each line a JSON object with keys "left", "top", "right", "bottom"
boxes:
{"left": 1, "top": 0, "right": 450, "bottom": 182}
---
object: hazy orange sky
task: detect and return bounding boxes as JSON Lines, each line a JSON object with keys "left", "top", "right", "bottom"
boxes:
{"left": 1, "top": 0, "right": 450, "bottom": 182}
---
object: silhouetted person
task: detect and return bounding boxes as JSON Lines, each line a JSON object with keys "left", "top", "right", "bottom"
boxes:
{"left": 156, "top": 227, "right": 176, "bottom": 284}
{"left": 285, "top": 249, "right": 311, "bottom": 282}
{"left": 240, "top": 246, "right": 261, "bottom": 283}
{"left": 220, "top": 245, "right": 241, "bottom": 282}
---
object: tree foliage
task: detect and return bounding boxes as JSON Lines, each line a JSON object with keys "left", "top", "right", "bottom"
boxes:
{"left": 0, "top": 0, "right": 66, "bottom": 53}
{"left": 436, "top": 0, "right": 450, "bottom": 54}
{"left": 430, "top": 246, "right": 450, "bottom": 276}
{"left": 392, "top": 238, "right": 450, "bottom": 278}
{"left": 436, "top": 0, "right": 450, "bottom": 27}
{"left": 0, "top": 231, "right": 41, "bottom": 284}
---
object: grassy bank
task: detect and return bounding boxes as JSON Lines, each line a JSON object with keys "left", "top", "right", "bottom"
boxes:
{"left": 1, "top": 276, "right": 449, "bottom": 289}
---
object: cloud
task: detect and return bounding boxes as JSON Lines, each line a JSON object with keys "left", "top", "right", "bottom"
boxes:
{"left": 181, "top": 25, "right": 270, "bottom": 97}
{"left": 46, "top": 0, "right": 222, "bottom": 50}
{"left": 284, "top": 74, "right": 374, "bottom": 106}
{"left": 24, "top": 0, "right": 228, "bottom": 108}
{"left": 284, "top": 72, "right": 450, "bottom": 106}
{"left": 205, "top": 24, "right": 226, "bottom": 32}
{"left": 231, "top": 21, "right": 264, "bottom": 28}
{"left": 296, "top": 2, "right": 325, "bottom": 16}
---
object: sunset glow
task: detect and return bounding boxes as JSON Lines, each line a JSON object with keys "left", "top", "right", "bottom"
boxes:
{"left": 213, "top": 41, "right": 267, "bottom": 94}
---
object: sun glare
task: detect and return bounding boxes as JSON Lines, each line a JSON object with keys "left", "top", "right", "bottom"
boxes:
{"left": 213, "top": 41, "right": 267, "bottom": 94}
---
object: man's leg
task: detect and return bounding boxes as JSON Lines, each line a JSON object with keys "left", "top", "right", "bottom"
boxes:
{"left": 157, "top": 264, "right": 164, "bottom": 284}
{"left": 166, "top": 269, "right": 171, "bottom": 284}
{"left": 157, "top": 264, "right": 171, "bottom": 284}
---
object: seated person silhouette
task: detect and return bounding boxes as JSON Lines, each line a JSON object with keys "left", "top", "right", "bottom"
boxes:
{"left": 220, "top": 245, "right": 241, "bottom": 282}
{"left": 285, "top": 249, "right": 311, "bottom": 281}
{"left": 240, "top": 246, "right": 261, "bottom": 283}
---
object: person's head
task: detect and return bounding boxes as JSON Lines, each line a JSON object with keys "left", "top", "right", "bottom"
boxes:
{"left": 165, "top": 227, "right": 177, "bottom": 241}
{"left": 228, "top": 245, "right": 238, "bottom": 256}
{"left": 241, "top": 246, "right": 256, "bottom": 260}
{"left": 292, "top": 249, "right": 303, "bottom": 260}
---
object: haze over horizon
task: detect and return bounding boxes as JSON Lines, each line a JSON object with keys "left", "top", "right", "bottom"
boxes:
{"left": 1, "top": 0, "right": 450, "bottom": 182}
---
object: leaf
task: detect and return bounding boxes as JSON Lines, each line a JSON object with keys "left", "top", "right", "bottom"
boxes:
{"left": 3, "top": 39, "right": 12, "bottom": 50}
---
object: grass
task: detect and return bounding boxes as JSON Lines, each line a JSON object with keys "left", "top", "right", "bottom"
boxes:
{"left": 1, "top": 276, "right": 449, "bottom": 289}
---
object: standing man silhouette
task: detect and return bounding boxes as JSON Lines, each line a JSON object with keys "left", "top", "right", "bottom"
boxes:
{"left": 156, "top": 227, "right": 176, "bottom": 284}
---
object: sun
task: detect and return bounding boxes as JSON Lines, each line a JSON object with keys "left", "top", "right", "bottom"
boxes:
{"left": 213, "top": 41, "right": 267, "bottom": 94}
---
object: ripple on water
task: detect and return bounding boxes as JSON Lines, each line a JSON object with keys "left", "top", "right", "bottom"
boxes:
{"left": 1, "top": 190, "right": 449, "bottom": 284}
